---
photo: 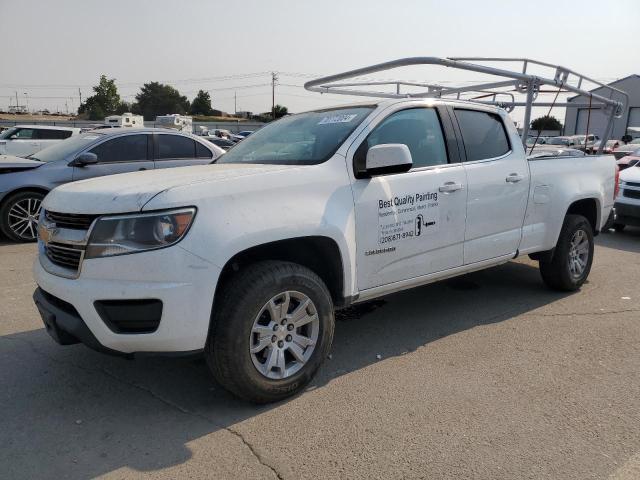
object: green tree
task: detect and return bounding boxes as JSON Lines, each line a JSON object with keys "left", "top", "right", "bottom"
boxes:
{"left": 134, "top": 82, "right": 190, "bottom": 120}
{"left": 78, "top": 75, "right": 122, "bottom": 120}
{"left": 115, "top": 101, "right": 133, "bottom": 115}
{"left": 273, "top": 104, "right": 288, "bottom": 119}
{"left": 531, "top": 115, "right": 563, "bottom": 132}
{"left": 190, "top": 90, "right": 214, "bottom": 116}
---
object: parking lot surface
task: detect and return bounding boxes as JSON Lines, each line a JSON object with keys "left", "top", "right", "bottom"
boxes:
{"left": 1, "top": 230, "right": 639, "bottom": 480}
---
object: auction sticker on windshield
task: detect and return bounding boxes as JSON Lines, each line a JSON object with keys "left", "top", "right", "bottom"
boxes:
{"left": 378, "top": 192, "right": 439, "bottom": 245}
{"left": 318, "top": 114, "right": 358, "bottom": 125}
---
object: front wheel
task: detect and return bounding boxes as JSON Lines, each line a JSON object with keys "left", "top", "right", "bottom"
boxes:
{"left": 206, "top": 261, "right": 335, "bottom": 403}
{"left": 0, "top": 191, "right": 45, "bottom": 242}
{"left": 539, "top": 214, "right": 594, "bottom": 291}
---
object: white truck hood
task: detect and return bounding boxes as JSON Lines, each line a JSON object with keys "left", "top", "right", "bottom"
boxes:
{"left": 620, "top": 165, "right": 640, "bottom": 183}
{"left": 43, "top": 163, "right": 290, "bottom": 214}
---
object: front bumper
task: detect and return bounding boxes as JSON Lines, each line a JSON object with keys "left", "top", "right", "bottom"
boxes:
{"left": 33, "top": 246, "right": 221, "bottom": 354}
{"left": 614, "top": 201, "right": 640, "bottom": 227}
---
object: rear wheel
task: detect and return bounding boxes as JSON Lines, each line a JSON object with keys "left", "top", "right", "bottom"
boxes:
{"left": 0, "top": 191, "right": 45, "bottom": 242}
{"left": 539, "top": 214, "right": 594, "bottom": 291}
{"left": 206, "top": 261, "right": 335, "bottom": 403}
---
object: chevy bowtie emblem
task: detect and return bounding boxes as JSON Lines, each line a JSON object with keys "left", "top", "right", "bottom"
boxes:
{"left": 38, "top": 222, "right": 58, "bottom": 244}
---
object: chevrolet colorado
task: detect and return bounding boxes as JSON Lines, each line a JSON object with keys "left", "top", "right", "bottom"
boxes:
{"left": 32, "top": 59, "right": 620, "bottom": 402}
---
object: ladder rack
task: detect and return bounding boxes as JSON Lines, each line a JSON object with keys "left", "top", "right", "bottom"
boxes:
{"left": 304, "top": 57, "right": 628, "bottom": 152}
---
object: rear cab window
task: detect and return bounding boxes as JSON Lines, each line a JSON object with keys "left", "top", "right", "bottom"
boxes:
{"left": 454, "top": 109, "right": 510, "bottom": 161}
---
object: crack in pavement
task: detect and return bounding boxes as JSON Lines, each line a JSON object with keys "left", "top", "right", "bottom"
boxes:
{"left": 1, "top": 335, "right": 285, "bottom": 480}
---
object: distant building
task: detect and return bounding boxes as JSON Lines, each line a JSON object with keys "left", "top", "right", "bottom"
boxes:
{"left": 8, "top": 105, "right": 27, "bottom": 114}
{"left": 235, "top": 111, "right": 253, "bottom": 119}
{"left": 564, "top": 74, "right": 640, "bottom": 139}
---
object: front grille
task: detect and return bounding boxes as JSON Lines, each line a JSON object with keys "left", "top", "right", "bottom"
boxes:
{"left": 45, "top": 243, "right": 83, "bottom": 271}
{"left": 45, "top": 211, "right": 99, "bottom": 230}
{"left": 623, "top": 189, "right": 640, "bottom": 200}
{"left": 625, "top": 181, "right": 640, "bottom": 188}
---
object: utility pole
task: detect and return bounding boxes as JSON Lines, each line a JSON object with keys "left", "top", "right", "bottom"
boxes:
{"left": 15, "top": 91, "right": 19, "bottom": 108}
{"left": 78, "top": 87, "right": 82, "bottom": 107}
{"left": 234, "top": 90, "right": 237, "bottom": 115}
{"left": 271, "top": 72, "right": 278, "bottom": 120}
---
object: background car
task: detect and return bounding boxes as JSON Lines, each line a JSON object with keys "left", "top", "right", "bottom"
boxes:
{"left": 236, "top": 130, "right": 254, "bottom": 138}
{"left": 588, "top": 139, "right": 621, "bottom": 154}
{"left": 205, "top": 137, "right": 236, "bottom": 150}
{"left": 528, "top": 146, "right": 586, "bottom": 158}
{"left": 613, "top": 137, "right": 640, "bottom": 159}
{"left": 0, "top": 128, "right": 224, "bottom": 242}
{"left": 545, "top": 136, "right": 577, "bottom": 147}
{"left": 0, "top": 125, "right": 81, "bottom": 157}
{"left": 570, "top": 134, "right": 599, "bottom": 152}
{"left": 617, "top": 149, "right": 640, "bottom": 170}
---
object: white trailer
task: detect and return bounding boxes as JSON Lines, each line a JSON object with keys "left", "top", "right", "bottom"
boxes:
{"left": 155, "top": 114, "right": 193, "bottom": 133}
{"left": 104, "top": 113, "right": 144, "bottom": 128}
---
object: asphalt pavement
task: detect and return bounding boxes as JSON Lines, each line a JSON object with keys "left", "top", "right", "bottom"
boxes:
{"left": 1, "top": 229, "right": 639, "bottom": 479}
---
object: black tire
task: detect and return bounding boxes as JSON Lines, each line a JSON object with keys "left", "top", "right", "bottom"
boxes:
{"left": 613, "top": 223, "right": 626, "bottom": 232}
{"left": 206, "top": 261, "right": 335, "bottom": 403}
{"left": 539, "top": 214, "right": 594, "bottom": 291}
{"left": 0, "top": 190, "right": 45, "bottom": 242}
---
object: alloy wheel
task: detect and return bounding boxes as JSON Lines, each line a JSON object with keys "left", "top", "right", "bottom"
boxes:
{"left": 568, "top": 229, "right": 589, "bottom": 279}
{"left": 8, "top": 197, "right": 42, "bottom": 241}
{"left": 249, "top": 291, "right": 319, "bottom": 380}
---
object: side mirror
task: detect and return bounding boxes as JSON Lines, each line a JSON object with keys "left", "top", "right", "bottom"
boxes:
{"left": 69, "top": 152, "right": 98, "bottom": 167}
{"left": 365, "top": 144, "right": 412, "bottom": 177}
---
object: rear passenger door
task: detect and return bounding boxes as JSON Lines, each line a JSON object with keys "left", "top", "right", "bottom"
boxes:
{"left": 452, "top": 108, "right": 530, "bottom": 264}
{"left": 153, "top": 133, "right": 215, "bottom": 169}
{"left": 72, "top": 133, "right": 155, "bottom": 181}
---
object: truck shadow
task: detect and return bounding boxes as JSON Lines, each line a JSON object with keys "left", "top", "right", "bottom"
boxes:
{"left": 1, "top": 260, "right": 572, "bottom": 478}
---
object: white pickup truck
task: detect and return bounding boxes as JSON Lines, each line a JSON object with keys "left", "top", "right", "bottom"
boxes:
{"left": 32, "top": 59, "right": 621, "bottom": 403}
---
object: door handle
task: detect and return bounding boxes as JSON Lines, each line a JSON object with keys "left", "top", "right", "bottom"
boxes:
{"left": 439, "top": 181, "right": 463, "bottom": 193}
{"left": 506, "top": 173, "right": 524, "bottom": 183}
{"left": 138, "top": 167, "right": 148, "bottom": 171}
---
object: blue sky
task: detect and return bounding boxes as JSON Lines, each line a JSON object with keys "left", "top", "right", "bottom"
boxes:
{"left": 0, "top": 0, "right": 638, "bottom": 123}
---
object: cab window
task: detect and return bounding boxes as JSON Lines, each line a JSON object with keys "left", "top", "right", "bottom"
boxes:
{"left": 454, "top": 109, "right": 510, "bottom": 161}
{"left": 357, "top": 108, "right": 448, "bottom": 173}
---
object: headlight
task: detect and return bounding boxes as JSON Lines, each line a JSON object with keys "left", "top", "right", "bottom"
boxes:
{"left": 85, "top": 208, "right": 196, "bottom": 259}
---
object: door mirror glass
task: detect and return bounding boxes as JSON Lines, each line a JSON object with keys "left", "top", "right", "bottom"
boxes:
{"left": 71, "top": 152, "right": 98, "bottom": 166}
{"left": 365, "top": 144, "right": 412, "bottom": 177}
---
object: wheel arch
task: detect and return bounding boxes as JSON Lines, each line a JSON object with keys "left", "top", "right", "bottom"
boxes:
{"left": 565, "top": 197, "right": 600, "bottom": 235}
{"left": 0, "top": 186, "right": 50, "bottom": 208}
{"left": 214, "top": 236, "right": 347, "bottom": 310}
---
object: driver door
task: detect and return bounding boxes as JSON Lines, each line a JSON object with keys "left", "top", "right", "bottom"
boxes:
{"left": 350, "top": 106, "right": 468, "bottom": 290}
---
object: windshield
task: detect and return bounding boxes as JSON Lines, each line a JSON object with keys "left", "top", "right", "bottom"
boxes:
{"left": 0, "top": 127, "right": 19, "bottom": 139}
{"left": 218, "top": 106, "right": 374, "bottom": 165}
{"left": 29, "top": 132, "right": 105, "bottom": 162}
